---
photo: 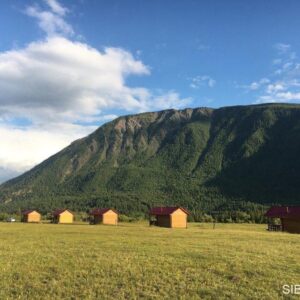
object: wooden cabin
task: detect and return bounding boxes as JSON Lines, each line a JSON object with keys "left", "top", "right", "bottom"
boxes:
{"left": 90, "top": 208, "right": 118, "bottom": 225}
{"left": 52, "top": 209, "right": 74, "bottom": 224}
{"left": 21, "top": 210, "right": 41, "bottom": 223}
{"left": 265, "top": 206, "right": 300, "bottom": 234}
{"left": 149, "top": 207, "right": 189, "bottom": 228}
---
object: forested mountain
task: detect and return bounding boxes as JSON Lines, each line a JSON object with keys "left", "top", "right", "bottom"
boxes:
{"left": 1, "top": 104, "right": 300, "bottom": 220}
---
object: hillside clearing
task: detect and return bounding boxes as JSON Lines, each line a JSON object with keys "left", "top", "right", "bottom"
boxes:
{"left": 0, "top": 222, "right": 299, "bottom": 299}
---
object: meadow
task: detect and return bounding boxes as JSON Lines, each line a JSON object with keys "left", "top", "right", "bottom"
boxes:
{"left": 0, "top": 222, "right": 299, "bottom": 299}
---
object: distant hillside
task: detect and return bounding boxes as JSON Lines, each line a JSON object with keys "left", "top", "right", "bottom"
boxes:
{"left": 1, "top": 103, "right": 300, "bottom": 217}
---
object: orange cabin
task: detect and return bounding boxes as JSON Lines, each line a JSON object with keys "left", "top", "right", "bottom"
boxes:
{"left": 90, "top": 208, "right": 118, "bottom": 225}
{"left": 52, "top": 209, "right": 74, "bottom": 224}
{"left": 21, "top": 210, "right": 41, "bottom": 223}
{"left": 149, "top": 207, "right": 189, "bottom": 228}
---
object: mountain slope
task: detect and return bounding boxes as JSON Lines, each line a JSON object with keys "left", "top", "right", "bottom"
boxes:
{"left": 1, "top": 104, "right": 300, "bottom": 214}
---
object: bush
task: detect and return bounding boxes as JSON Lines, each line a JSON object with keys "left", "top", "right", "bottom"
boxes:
{"left": 0, "top": 213, "right": 9, "bottom": 221}
{"left": 202, "top": 214, "right": 214, "bottom": 223}
{"left": 119, "top": 214, "right": 134, "bottom": 222}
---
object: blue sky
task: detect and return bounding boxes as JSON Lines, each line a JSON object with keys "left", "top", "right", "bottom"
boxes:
{"left": 2, "top": 0, "right": 300, "bottom": 108}
{"left": 0, "top": 0, "right": 300, "bottom": 181}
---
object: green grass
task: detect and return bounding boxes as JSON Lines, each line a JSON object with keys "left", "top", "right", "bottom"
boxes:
{"left": 0, "top": 222, "right": 299, "bottom": 299}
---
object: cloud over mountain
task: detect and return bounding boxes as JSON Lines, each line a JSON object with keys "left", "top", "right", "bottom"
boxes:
{"left": 0, "top": 0, "right": 190, "bottom": 182}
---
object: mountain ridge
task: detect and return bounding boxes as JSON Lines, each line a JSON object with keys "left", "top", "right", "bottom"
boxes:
{"left": 1, "top": 103, "right": 300, "bottom": 216}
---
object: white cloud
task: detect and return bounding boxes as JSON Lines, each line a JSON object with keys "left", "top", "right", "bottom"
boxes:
{"left": 276, "top": 91, "right": 300, "bottom": 100}
{"left": 258, "top": 91, "right": 300, "bottom": 103}
{"left": 271, "top": 43, "right": 297, "bottom": 76}
{"left": 234, "top": 43, "right": 300, "bottom": 104}
{"left": 190, "top": 75, "right": 216, "bottom": 89}
{"left": 266, "top": 82, "right": 285, "bottom": 94}
{"left": 236, "top": 77, "right": 270, "bottom": 92}
{"left": 0, "top": 36, "right": 191, "bottom": 123}
{"left": 255, "top": 44, "right": 300, "bottom": 104}
{"left": 25, "top": 1, "right": 73, "bottom": 36}
{"left": 150, "top": 91, "right": 191, "bottom": 109}
{"left": 257, "top": 78, "right": 300, "bottom": 104}
{"left": 0, "top": 37, "right": 151, "bottom": 122}
{"left": 45, "top": 0, "right": 68, "bottom": 16}
{"left": 249, "top": 78, "right": 270, "bottom": 90}
{"left": 274, "top": 43, "right": 291, "bottom": 54}
{"left": 0, "top": 123, "right": 96, "bottom": 183}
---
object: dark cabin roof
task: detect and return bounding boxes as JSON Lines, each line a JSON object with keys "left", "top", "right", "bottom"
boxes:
{"left": 90, "top": 208, "right": 118, "bottom": 216}
{"left": 21, "top": 210, "right": 39, "bottom": 215}
{"left": 149, "top": 207, "right": 189, "bottom": 216}
{"left": 265, "top": 206, "right": 300, "bottom": 218}
{"left": 52, "top": 209, "right": 73, "bottom": 216}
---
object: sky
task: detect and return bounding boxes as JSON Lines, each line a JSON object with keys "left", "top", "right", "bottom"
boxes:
{"left": 0, "top": 0, "right": 300, "bottom": 182}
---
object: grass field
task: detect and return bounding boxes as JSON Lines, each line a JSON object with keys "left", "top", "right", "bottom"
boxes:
{"left": 0, "top": 222, "right": 299, "bottom": 299}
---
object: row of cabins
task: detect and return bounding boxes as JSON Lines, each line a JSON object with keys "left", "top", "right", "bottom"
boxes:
{"left": 21, "top": 208, "right": 119, "bottom": 225}
{"left": 21, "top": 207, "right": 190, "bottom": 228}
{"left": 20, "top": 206, "right": 300, "bottom": 232}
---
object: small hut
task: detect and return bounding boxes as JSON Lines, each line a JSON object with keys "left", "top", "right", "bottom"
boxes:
{"left": 90, "top": 208, "right": 118, "bottom": 225}
{"left": 21, "top": 210, "right": 41, "bottom": 223}
{"left": 52, "top": 209, "right": 74, "bottom": 224}
{"left": 149, "top": 207, "right": 189, "bottom": 228}
{"left": 265, "top": 206, "right": 300, "bottom": 234}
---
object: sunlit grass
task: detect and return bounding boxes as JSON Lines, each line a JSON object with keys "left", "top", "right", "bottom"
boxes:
{"left": 0, "top": 222, "right": 299, "bottom": 299}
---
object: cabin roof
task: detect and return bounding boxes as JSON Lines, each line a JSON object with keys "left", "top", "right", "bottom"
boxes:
{"left": 90, "top": 208, "right": 118, "bottom": 216}
{"left": 52, "top": 209, "right": 73, "bottom": 216}
{"left": 21, "top": 210, "right": 39, "bottom": 215}
{"left": 149, "top": 206, "right": 189, "bottom": 216}
{"left": 265, "top": 206, "right": 300, "bottom": 218}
